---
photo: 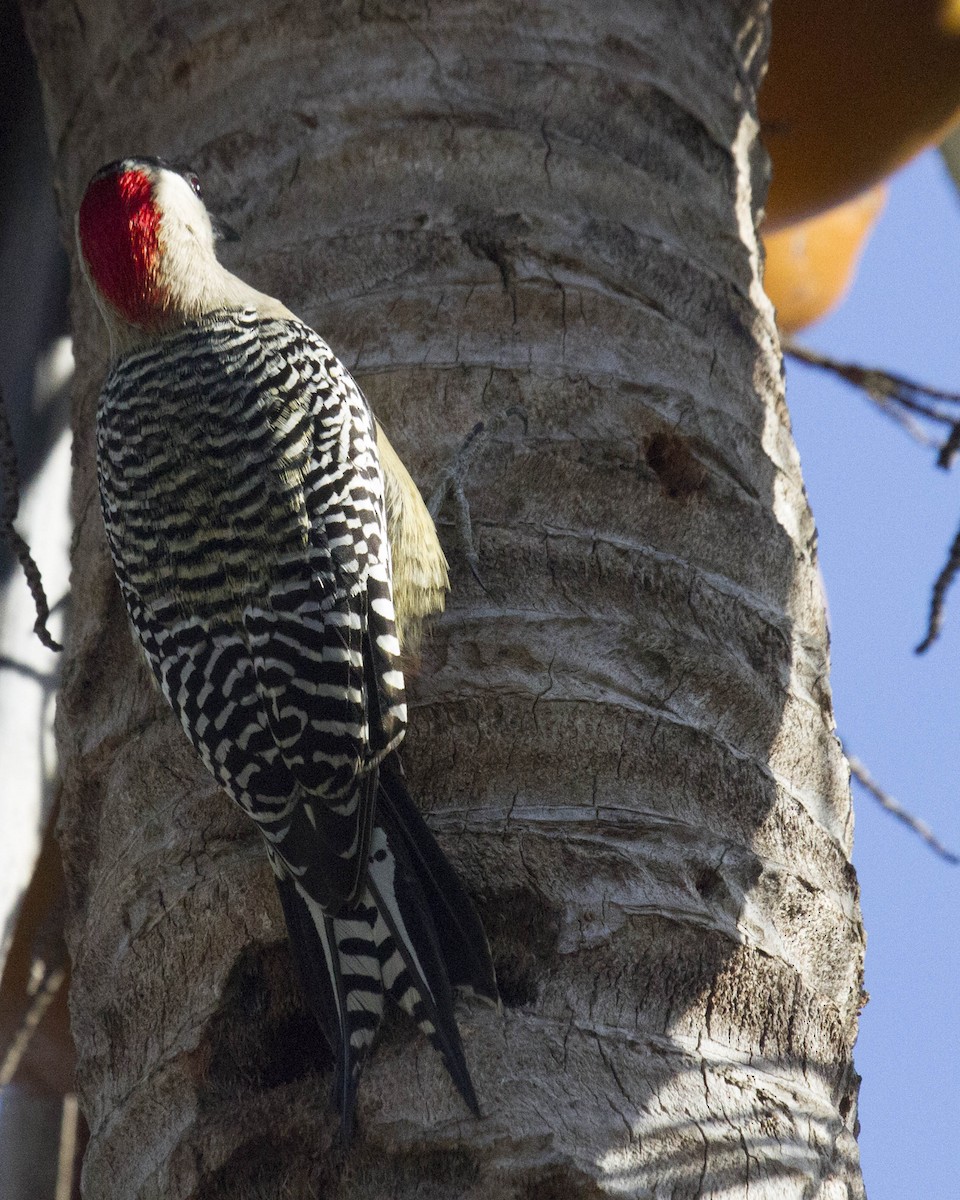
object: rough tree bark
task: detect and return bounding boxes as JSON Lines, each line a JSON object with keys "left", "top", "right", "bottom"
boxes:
{"left": 20, "top": 0, "right": 866, "bottom": 1196}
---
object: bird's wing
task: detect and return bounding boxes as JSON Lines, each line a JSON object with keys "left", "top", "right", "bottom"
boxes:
{"left": 96, "top": 313, "right": 405, "bottom": 909}
{"left": 375, "top": 424, "right": 449, "bottom": 654}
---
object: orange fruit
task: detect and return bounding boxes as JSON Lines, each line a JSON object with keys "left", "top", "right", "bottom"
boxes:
{"left": 764, "top": 183, "right": 888, "bottom": 332}
{"left": 762, "top": 1, "right": 960, "bottom": 230}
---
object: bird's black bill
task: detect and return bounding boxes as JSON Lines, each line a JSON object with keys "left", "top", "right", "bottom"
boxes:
{"left": 212, "top": 215, "right": 241, "bottom": 243}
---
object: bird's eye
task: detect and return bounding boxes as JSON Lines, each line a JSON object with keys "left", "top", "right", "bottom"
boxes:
{"left": 185, "top": 172, "right": 202, "bottom": 197}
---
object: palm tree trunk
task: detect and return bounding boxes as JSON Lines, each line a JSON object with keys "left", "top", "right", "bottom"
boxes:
{"left": 21, "top": 0, "right": 866, "bottom": 1195}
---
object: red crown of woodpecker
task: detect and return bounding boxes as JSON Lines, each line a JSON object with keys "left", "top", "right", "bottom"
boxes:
{"left": 78, "top": 162, "right": 166, "bottom": 327}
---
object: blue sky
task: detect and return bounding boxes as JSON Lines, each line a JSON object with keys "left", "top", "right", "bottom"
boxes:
{"left": 785, "top": 149, "right": 960, "bottom": 1196}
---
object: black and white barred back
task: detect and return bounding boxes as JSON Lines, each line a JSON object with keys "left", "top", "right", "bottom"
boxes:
{"left": 96, "top": 308, "right": 496, "bottom": 1134}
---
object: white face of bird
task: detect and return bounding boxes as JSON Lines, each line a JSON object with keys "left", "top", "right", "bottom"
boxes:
{"left": 76, "top": 157, "right": 231, "bottom": 344}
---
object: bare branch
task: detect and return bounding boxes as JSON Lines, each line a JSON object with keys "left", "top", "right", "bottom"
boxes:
{"left": 916, "top": 519, "right": 960, "bottom": 655}
{"left": 786, "top": 341, "right": 960, "bottom": 650}
{"left": 845, "top": 748, "right": 959, "bottom": 865}
{"left": 784, "top": 339, "right": 960, "bottom": 464}
{"left": 0, "top": 963, "right": 68, "bottom": 1088}
{"left": 0, "top": 382, "right": 62, "bottom": 652}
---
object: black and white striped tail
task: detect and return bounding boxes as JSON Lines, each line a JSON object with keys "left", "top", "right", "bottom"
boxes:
{"left": 275, "top": 756, "right": 498, "bottom": 1139}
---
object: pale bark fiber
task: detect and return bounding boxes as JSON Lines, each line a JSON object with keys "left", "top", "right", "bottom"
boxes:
{"left": 20, "top": 0, "right": 866, "bottom": 1196}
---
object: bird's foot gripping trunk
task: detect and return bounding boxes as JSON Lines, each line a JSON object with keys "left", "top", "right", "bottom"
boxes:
{"left": 275, "top": 757, "right": 498, "bottom": 1141}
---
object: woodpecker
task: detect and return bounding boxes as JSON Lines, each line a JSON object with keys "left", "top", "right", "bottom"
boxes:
{"left": 77, "top": 156, "right": 497, "bottom": 1138}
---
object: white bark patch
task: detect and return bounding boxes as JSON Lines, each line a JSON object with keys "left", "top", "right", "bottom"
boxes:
{"left": 732, "top": 110, "right": 775, "bottom": 323}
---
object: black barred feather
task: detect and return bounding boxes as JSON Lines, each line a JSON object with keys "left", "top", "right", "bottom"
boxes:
{"left": 378, "top": 758, "right": 499, "bottom": 1004}
{"left": 365, "top": 819, "right": 479, "bottom": 1114}
{"left": 274, "top": 760, "right": 496, "bottom": 1140}
{"left": 95, "top": 308, "right": 497, "bottom": 1138}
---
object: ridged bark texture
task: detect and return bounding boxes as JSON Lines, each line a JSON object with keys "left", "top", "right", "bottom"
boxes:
{"left": 21, "top": 0, "right": 866, "bottom": 1196}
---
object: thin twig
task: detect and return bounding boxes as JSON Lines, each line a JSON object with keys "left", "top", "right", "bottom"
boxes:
{"left": 845, "top": 750, "right": 959, "bottom": 864}
{"left": 869, "top": 395, "right": 940, "bottom": 449}
{"left": 0, "top": 963, "right": 67, "bottom": 1088}
{"left": 0, "top": 654, "right": 55, "bottom": 684}
{"left": 937, "top": 422, "right": 960, "bottom": 469}
{"left": 787, "top": 340, "right": 960, "bottom": 648}
{"left": 0, "top": 382, "right": 62, "bottom": 652}
{"left": 916, "top": 518, "right": 960, "bottom": 654}
{"left": 784, "top": 339, "right": 960, "bottom": 465}
{"left": 785, "top": 339, "right": 960, "bottom": 412}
